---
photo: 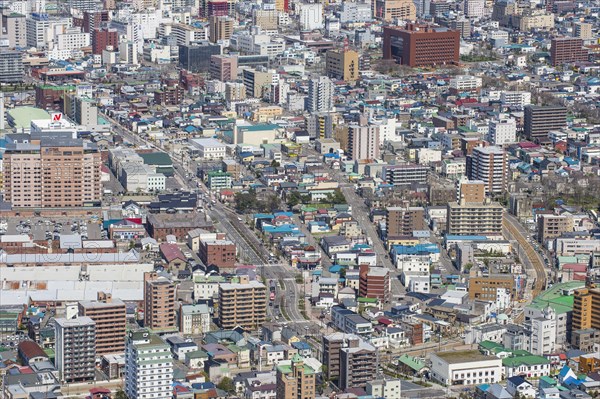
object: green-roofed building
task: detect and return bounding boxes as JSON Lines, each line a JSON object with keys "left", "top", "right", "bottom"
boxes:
{"left": 397, "top": 354, "right": 427, "bottom": 374}
{"left": 527, "top": 281, "right": 585, "bottom": 315}
{"left": 503, "top": 353, "right": 551, "bottom": 378}
{"left": 139, "top": 152, "right": 174, "bottom": 176}
{"left": 276, "top": 355, "right": 316, "bottom": 399}
{"left": 6, "top": 106, "right": 50, "bottom": 129}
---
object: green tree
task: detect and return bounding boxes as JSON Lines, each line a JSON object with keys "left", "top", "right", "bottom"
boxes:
{"left": 234, "top": 189, "right": 257, "bottom": 212}
{"left": 217, "top": 376, "right": 235, "bottom": 393}
{"left": 287, "top": 191, "right": 302, "bottom": 208}
{"left": 115, "top": 389, "right": 128, "bottom": 399}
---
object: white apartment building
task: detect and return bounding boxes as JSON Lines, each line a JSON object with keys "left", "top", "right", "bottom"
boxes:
{"left": 430, "top": 351, "right": 503, "bottom": 386}
{"left": 171, "top": 23, "right": 208, "bottom": 45}
{"left": 464, "top": 0, "right": 485, "bottom": 17}
{"left": 189, "top": 138, "right": 227, "bottom": 159}
{"left": 500, "top": 91, "right": 532, "bottom": 108}
{"left": 372, "top": 118, "right": 397, "bottom": 144}
{"left": 366, "top": 379, "right": 402, "bottom": 399}
{"left": 125, "top": 330, "right": 174, "bottom": 399}
{"left": 417, "top": 148, "right": 442, "bottom": 165}
{"left": 179, "top": 304, "right": 211, "bottom": 335}
{"left": 488, "top": 117, "right": 517, "bottom": 146}
{"left": 307, "top": 76, "right": 334, "bottom": 113}
{"left": 300, "top": 3, "right": 323, "bottom": 30}
{"left": 449, "top": 75, "right": 482, "bottom": 91}
{"left": 442, "top": 158, "right": 466, "bottom": 178}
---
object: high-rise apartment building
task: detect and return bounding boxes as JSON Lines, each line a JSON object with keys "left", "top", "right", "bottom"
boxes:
{"left": 446, "top": 200, "right": 504, "bottom": 235}
{"left": 79, "top": 292, "right": 126, "bottom": 355}
{"left": 488, "top": 117, "right": 517, "bottom": 146}
{"left": 322, "top": 333, "right": 356, "bottom": 384}
{"left": 4, "top": 138, "right": 101, "bottom": 208}
{"left": 125, "top": 330, "right": 173, "bottom": 399}
{"left": 463, "top": 0, "right": 485, "bottom": 17}
{"left": 210, "top": 55, "right": 238, "bottom": 81}
{"left": 209, "top": 15, "right": 233, "bottom": 42}
{"left": 386, "top": 206, "right": 426, "bottom": 237}
{"left": 0, "top": 50, "right": 24, "bottom": 83}
{"left": 299, "top": 3, "right": 323, "bottom": 30}
{"left": 218, "top": 277, "right": 266, "bottom": 329}
{"left": 550, "top": 37, "right": 589, "bottom": 66}
{"left": 307, "top": 76, "right": 335, "bottom": 113}
{"left": 55, "top": 317, "right": 96, "bottom": 383}
{"left": 456, "top": 178, "right": 485, "bottom": 203}
{"left": 359, "top": 265, "right": 390, "bottom": 302}
{"left": 242, "top": 67, "right": 273, "bottom": 99}
{"left": 524, "top": 105, "right": 567, "bottom": 144}
{"left": 2, "top": 13, "right": 27, "bottom": 47}
{"left": 374, "top": 0, "right": 417, "bottom": 21}
{"left": 382, "top": 164, "right": 429, "bottom": 186}
{"left": 64, "top": 94, "right": 98, "bottom": 126}
{"left": 347, "top": 123, "right": 380, "bottom": 160}
{"left": 339, "top": 338, "right": 378, "bottom": 389}
{"left": 144, "top": 272, "right": 177, "bottom": 331}
{"left": 574, "top": 22, "right": 593, "bottom": 40}
{"left": 252, "top": 9, "right": 279, "bottom": 30}
{"left": 276, "top": 355, "right": 316, "bottom": 399}
{"left": 326, "top": 49, "right": 359, "bottom": 82}
{"left": 573, "top": 288, "right": 596, "bottom": 331}
{"left": 467, "top": 146, "right": 507, "bottom": 195}
{"left": 383, "top": 24, "right": 460, "bottom": 67}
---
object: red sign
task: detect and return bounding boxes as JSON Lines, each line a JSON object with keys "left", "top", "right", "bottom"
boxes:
{"left": 52, "top": 113, "right": 62, "bottom": 121}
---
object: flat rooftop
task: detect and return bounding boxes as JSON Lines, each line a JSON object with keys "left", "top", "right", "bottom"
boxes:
{"left": 435, "top": 350, "right": 494, "bottom": 364}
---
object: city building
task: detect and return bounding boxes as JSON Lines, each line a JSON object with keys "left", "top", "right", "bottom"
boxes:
{"left": 125, "top": 330, "right": 173, "bottom": 399}
{"left": 0, "top": 50, "right": 24, "bottom": 83}
{"left": 524, "top": 105, "right": 567, "bottom": 144}
{"left": 276, "top": 355, "right": 316, "bottom": 399}
{"left": 92, "top": 29, "right": 118, "bottom": 55}
{"left": 551, "top": 37, "right": 589, "bottom": 66}
{"left": 4, "top": 137, "right": 101, "bottom": 208}
{"left": 386, "top": 206, "right": 426, "bottom": 237}
{"left": 179, "top": 43, "right": 222, "bottom": 73}
{"left": 218, "top": 276, "right": 267, "bottom": 329}
{"left": 383, "top": 24, "right": 460, "bottom": 67}
{"left": 179, "top": 304, "right": 211, "bottom": 335}
{"left": 468, "top": 146, "right": 507, "bottom": 195}
{"left": 2, "top": 13, "right": 27, "bottom": 47}
{"left": 210, "top": 55, "right": 237, "bottom": 81}
{"left": 307, "top": 76, "right": 334, "bottom": 113}
{"left": 339, "top": 337, "right": 378, "bottom": 389}
{"left": 430, "top": 351, "right": 502, "bottom": 385}
{"left": 464, "top": 0, "right": 485, "bottom": 17}
{"left": 359, "top": 265, "right": 390, "bottom": 302}
{"left": 299, "top": 3, "right": 323, "bottom": 30}
{"left": 382, "top": 164, "right": 429, "bottom": 186}
{"left": 537, "top": 214, "right": 573, "bottom": 243}
{"left": 374, "top": 0, "right": 416, "bottom": 22}
{"left": 574, "top": 22, "right": 593, "bottom": 39}
{"left": 144, "top": 272, "right": 177, "bottom": 331}
{"left": 55, "top": 317, "right": 96, "bottom": 383}
{"left": 488, "top": 117, "right": 517, "bottom": 146}
{"left": 456, "top": 179, "right": 486, "bottom": 203}
{"left": 64, "top": 94, "right": 98, "bottom": 126}
{"left": 209, "top": 15, "right": 233, "bottom": 42}
{"left": 79, "top": 292, "right": 126, "bottom": 355}
{"left": 468, "top": 274, "right": 514, "bottom": 301}
{"left": 347, "top": 123, "right": 380, "bottom": 160}
{"left": 326, "top": 49, "right": 359, "bottom": 82}
{"left": 198, "top": 238, "right": 236, "bottom": 269}
{"left": 242, "top": 67, "right": 273, "bottom": 98}
{"left": 446, "top": 200, "right": 504, "bottom": 235}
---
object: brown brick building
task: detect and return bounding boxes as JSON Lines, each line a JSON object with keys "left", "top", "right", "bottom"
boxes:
{"left": 468, "top": 274, "right": 514, "bottom": 301}
{"left": 144, "top": 272, "right": 177, "bottom": 331}
{"left": 218, "top": 277, "right": 266, "bottom": 330}
{"left": 386, "top": 206, "right": 426, "bottom": 237}
{"left": 551, "top": 37, "right": 589, "bottom": 66}
{"left": 79, "top": 292, "right": 126, "bottom": 355}
{"left": 146, "top": 213, "right": 213, "bottom": 241}
{"left": 383, "top": 24, "right": 460, "bottom": 67}
{"left": 199, "top": 239, "right": 236, "bottom": 269}
{"left": 359, "top": 265, "right": 390, "bottom": 302}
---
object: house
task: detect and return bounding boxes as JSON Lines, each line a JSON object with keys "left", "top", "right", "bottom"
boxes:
{"left": 503, "top": 354, "right": 551, "bottom": 379}
{"left": 321, "top": 236, "right": 351, "bottom": 256}
{"left": 506, "top": 376, "right": 536, "bottom": 398}
{"left": 540, "top": 387, "right": 560, "bottom": 399}
{"left": 159, "top": 243, "right": 187, "bottom": 272}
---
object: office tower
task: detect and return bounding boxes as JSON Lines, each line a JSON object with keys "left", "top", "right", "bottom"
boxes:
{"left": 339, "top": 338, "right": 378, "bottom": 389}
{"left": 79, "top": 292, "right": 126, "bottom": 355}
{"left": 463, "top": 0, "right": 484, "bottom": 17}
{"left": 243, "top": 67, "right": 273, "bottom": 98}
{"left": 359, "top": 265, "right": 390, "bottom": 302}
{"left": 178, "top": 43, "right": 222, "bottom": 73}
{"left": 383, "top": 24, "right": 460, "bottom": 67}
{"left": 300, "top": 3, "right": 323, "bottom": 30}
{"left": 2, "top": 13, "right": 27, "bottom": 47}
{"left": 4, "top": 138, "right": 101, "bottom": 208}
{"left": 524, "top": 105, "right": 567, "bottom": 144}
{"left": 64, "top": 94, "right": 98, "bottom": 126}
{"left": 55, "top": 317, "right": 96, "bottom": 383}
{"left": 386, "top": 206, "right": 426, "bottom": 236}
{"left": 374, "top": 0, "right": 417, "bottom": 21}
{"left": 551, "top": 37, "right": 589, "bottom": 66}
{"left": 92, "top": 29, "right": 118, "bottom": 54}
{"left": 218, "top": 276, "right": 266, "bottom": 329}
{"left": 347, "top": 123, "right": 380, "bottom": 160}
{"left": 253, "top": 9, "right": 279, "bottom": 30}
{"left": 144, "top": 272, "right": 177, "bottom": 331}
{"left": 82, "top": 10, "right": 109, "bottom": 33}
{"left": 210, "top": 55, "right": 238, "bottom": 81}
{"left": 0, "top": 51, "right": 24, "bottom": 83}
{"left": 209, "top": 15, "right": 233, "bottom": 42}
{"left": 276, "top": 355, "right": 316, "bottom": 399}
{"left": 574, "top": 22, "right": 593, "bottom": 40}
{"left": 450, "top": 18, "right": 471, "bottom": 39}
{"left": 125, "top": 330, "right": 173, "bottom": 399}
{"left": 467, "top": 146, "right": 507, "bottom": 195}
{"left": 326, "top": 49, "right": 359, "bottom": 82}
{"left": 456, "top": 178, "right": 485, "bottom": 203}
{"left": 446, "top": 200, "right": 504, "bottom": 235}
{"left": 307, "top": 76, "right": 334, "bottom": 113}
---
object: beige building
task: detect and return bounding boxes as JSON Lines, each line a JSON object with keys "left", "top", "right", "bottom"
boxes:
{"left": 209, "top": 16, "right": 233, "bottom": 43}
{"left": 574, "top": 22, "right": 593, "bottom": 39}
{"left": 348, "top": 123, "right": 380, "bottom": 160}
{"left": 253, "top": 9, "right": 279, "bottom": 30}
{"left": 79, "top": 292, "right": 126, "bottom": 355}
{"left": 144, "top": 272, "right": 177, "bottom": 331}
{"left": 276, "top": 355, "right": 316, "bottom": 399}
{"left": 4, "top": 138, "right": 101, "bottom": 208}
{"left": 537, "top": 214, "right": 573, "bottom": 243}
{"left": 514, "top": 12, "right": 554, "bottom": 31}
{"left": 326, "top": 49, "right": 359, "bottom": 82}
{"left": 218, "top": 277, "right": 266, "bottom": 330}
{"left": 242, "top": 67, "right": 273, "bottom": 99}
{"left": 457, "top": 179, "right": 486, "bottom": 203}
{"left": 210, "top": 55, "right": 237, "bottom": 81}
{"left": 374, "top": 0, "right": 416, "bottom": 22}
{"left": 2, "top": 13, "right": 27, "bottom": 48}
{"left": 446, "top": 199, "right": 504, "bottom": 236}
{"left": 225, "top": 82, "right": 246, "bottom": 102}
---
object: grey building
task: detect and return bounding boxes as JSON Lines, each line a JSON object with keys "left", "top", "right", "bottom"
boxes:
{"left": 0, "top": 50, "right": 24, "bottom": 83}
{"left": 55, "top": 317, "right": 96, "bottom": 383}
{"left": 178, "top": 42, "right": 222, "bottom": 73}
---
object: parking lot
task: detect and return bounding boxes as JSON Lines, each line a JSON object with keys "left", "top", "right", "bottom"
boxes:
{"left": 4, "top": 217, "right": 103, "bottom": 241}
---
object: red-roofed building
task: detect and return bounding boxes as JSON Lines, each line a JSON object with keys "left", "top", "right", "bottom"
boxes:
{"left": 17, "top": 341, "right": 48, "bottom": 366}
{"left": 159, "top": 243, "right": 187, "bottom": 272}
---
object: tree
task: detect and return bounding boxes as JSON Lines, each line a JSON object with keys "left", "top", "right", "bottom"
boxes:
{"left": 287, "top": 191, "right": 302, "bottom": 208}
{"left": 234, "top": 189, "right": 257, "bottom": 212}
{"left": 217, "top": 376, "right": 235, "bottom": 393}
{"left": 115, "top": 389, "right": 128, "bottom": 399}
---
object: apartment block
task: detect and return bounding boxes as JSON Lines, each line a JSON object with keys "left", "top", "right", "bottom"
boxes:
{"left": 210, "top": 54, "right": 238, "bottom": 81}
{"left": 179, "top": 304, "right": 211, "bottom": 335}
{"left": 144, "top": 272, "right": 177, "bottom": 331}
{"left": 573, "top": 288, "right": 595, "bottom": 331}
{"left": 386, "top": 206, "right": 426, "bottom": 237}
{"left": 359, "top": 265, "right": 390, "bottom": 302}
{"left": 326, "top": 49, "right": 359, "bottom": 82}
{"left": 307, "top": 76, "right": 334, "bottom": 113}
{"left": 276, "top": 355, "right": 316, "bottom": 399}
{"left": 0, "top": 50, "right": 24, "bottom": 83}
{"left": 339, "top": 338, "right": 378, "bottom": 389}
{"left": 125, "top": 330, "right": 173, "bottom": 399}
{"left": 446, "top": 200, "right": 504, "bottom": 236}
{"left": 382, "top": 164, "right": 429, "bottom": 186}
{"left": 79, "top": 292, "right": 126, "bottom": 355}
{"left": 374, "top": 0, "right": 417, "bottom": 22}
{"left": 537, "top": 214, "right": 573, "bottom": 243}
{"left": 55, "top": 317, "right": 96, "bottom": 383}
{"left": 242, "top": 67, "right": 273, "bottom": 99}
{"left": 468, "top": 274, "right": 514, "bottom": 301}
{"left": 209, "top": 15, "right": 233, "bottom": 42}
{"left": 524, "top": 105, "right": 567, "bottom": 144}
{"left": 218, "top": 277, "right": 267, "bottom": 330}
{"left": 456, "top": 179, "right": 485, "bottom": 203}
{"left": 468, "top": 146, "right": 507, "bottom": 195}
{"left": 551, "top": 37, "right": 589, "bottom": 66}
{"left": 347, "top": 123, "right": 380, "bottom": 161}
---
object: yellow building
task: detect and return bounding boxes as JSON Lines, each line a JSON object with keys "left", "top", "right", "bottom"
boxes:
{"left": 276, "top": 355, "right": 316, "bottom": 399}
{"left": 326, "top": 50, "right": 359, "bottom": 82}
{"left": 252, "top": 106, "right": 283, "bottom": 122}
{"left": 374, "top": 0, "right": 416, "bottom": 22}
